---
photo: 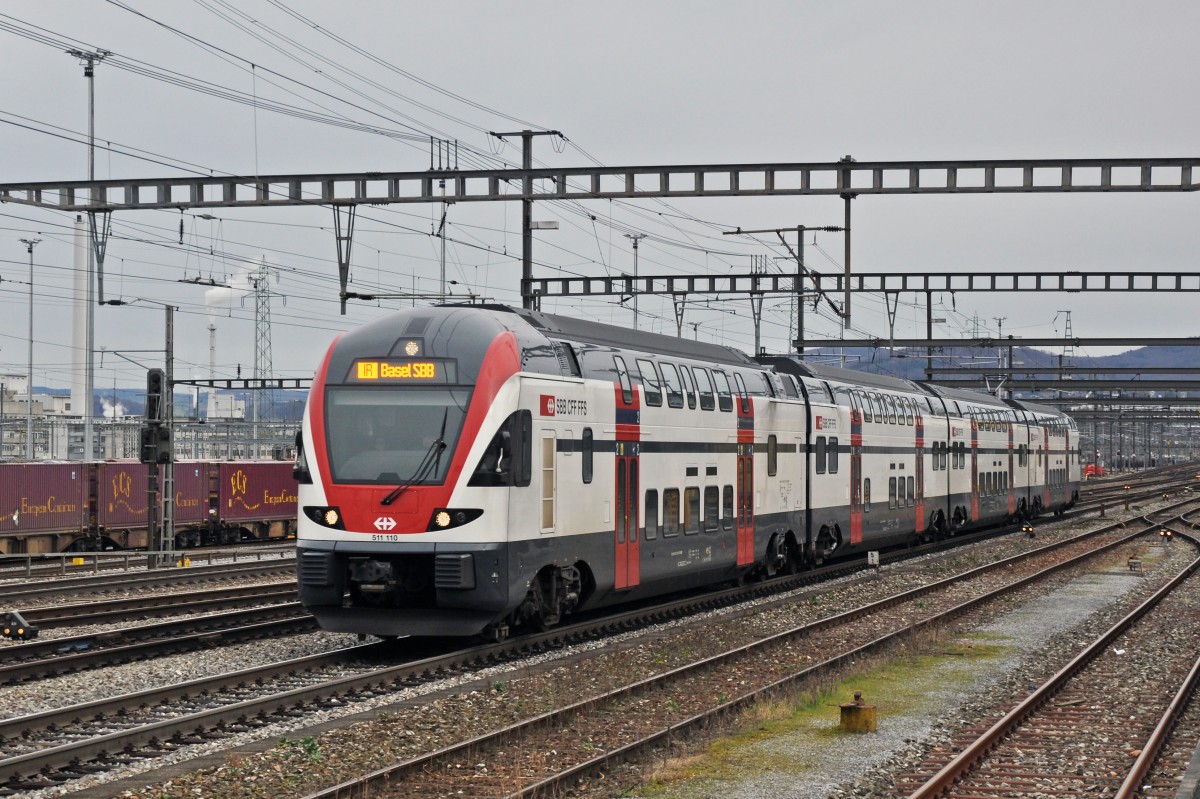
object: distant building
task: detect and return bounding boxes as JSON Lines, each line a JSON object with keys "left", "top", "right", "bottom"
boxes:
{"left": 37, "top": 393, "right": 74, "bottom": 415}
{"left": 207, "top": 392, "right": 246, "bottom": 420}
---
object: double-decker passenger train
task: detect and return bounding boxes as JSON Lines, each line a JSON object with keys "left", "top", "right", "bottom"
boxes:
{"left": 294, "top": 305, "right": 1080, "bottom": 639}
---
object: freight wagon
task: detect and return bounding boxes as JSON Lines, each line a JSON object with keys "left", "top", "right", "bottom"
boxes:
{"left": 0, "top": 460, "right": 298, "bottom": 554}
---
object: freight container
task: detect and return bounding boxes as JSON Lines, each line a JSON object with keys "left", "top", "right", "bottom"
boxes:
{"left": 0, "top": 462, "right": 88, "bottom": 554}
{"left": 218, "top": 461, "right": 298, "bottom": 540}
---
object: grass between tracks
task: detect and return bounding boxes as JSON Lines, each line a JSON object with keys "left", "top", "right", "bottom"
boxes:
{"left": 630, "top": 637, "right": 1010, "bottom": 798}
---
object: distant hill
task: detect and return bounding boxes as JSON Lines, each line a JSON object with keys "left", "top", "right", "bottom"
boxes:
{"left": 797, "top": 344, "right": 1200, "bottom": 384}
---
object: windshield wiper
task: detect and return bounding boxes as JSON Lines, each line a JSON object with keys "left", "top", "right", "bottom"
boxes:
{"left": 380, "top": 439, "right": 445, "bottom": 505}
{"left": 380, "top": 409, "right": 450, "bottom": 506}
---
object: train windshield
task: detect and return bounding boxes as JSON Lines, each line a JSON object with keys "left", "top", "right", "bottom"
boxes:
{"left": 324, "top": 386, "right": 471, "bottom": 484}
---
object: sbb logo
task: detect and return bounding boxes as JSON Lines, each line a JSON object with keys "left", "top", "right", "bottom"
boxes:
{"left": 540, "top": 395, "right": 556, "bottom": 416}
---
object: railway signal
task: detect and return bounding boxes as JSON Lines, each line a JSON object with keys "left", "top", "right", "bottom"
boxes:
{"left": 1, "top": 611, "right": 38, "bottom": 641}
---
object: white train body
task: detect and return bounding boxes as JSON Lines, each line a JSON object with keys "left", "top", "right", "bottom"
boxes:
{"left": 295, "top": 306, "right": 1080, "bottom": 638}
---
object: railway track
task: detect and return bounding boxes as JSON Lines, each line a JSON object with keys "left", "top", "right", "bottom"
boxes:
{"left": 899, "top": 522, "right": 1200, "bottom": 799}
{"left": 0, "top": 543, "right": 293, "bottom": 580}
{"left": 0, "top": 604, "right": 316, "bottom": 684}
{"left": 16, "top": 583, "right": 298, "bottom": 629}
{"left": 10, "top": 502, "right": 1194, "bottom": 797}
{"left": 0, "top": 555, "right": 295, "bottom": 606}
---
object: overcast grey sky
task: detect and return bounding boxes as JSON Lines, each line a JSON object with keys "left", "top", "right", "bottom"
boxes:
{"left": 1, "top": 1, "right": 1197, "bottom": 391}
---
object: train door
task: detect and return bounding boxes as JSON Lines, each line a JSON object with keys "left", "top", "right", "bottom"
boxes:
{"left": 914, "top": 402, "right": 925, "bottom": 534}
{"left": 969, "top": 416, "right": 980, "bottom": 523}
{"left": 1041, "top": 425, "right": 1051, "bottom": 512}
{"left": 849, "top": 401, "right": 863, "bottom": 545}
{"left": 1007, "top": 418, "right": 1017, "bottom": 517}
{"left": 613, "top": 357, "right": 641, "bottom": 590}
{"left": 735, "top": 393, "right": 755, "bottom": 565}
{"left": 614, "top": 449, "right": 640, "bottom": 588}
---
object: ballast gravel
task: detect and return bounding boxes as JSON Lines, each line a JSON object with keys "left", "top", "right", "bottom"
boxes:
{"left": 4, "top": 499, "right": 1194, "bottom": 799}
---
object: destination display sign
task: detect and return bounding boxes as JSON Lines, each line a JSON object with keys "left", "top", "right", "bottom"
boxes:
{"left": 349, "top": 359, "right": 456, "bottom": 383}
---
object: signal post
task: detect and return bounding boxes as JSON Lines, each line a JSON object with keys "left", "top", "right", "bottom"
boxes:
{"left": 140, "top": 367, "right": 172, "bottom": 567}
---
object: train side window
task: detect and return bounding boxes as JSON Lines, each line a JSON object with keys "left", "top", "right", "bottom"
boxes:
{"left": 644, "top": 489, "right": 658, "bottom": 540}
{"left": 781, "top": 375, "right": 799, "bottom": 399}
{"left": 863, "top": 478, "right": 871, "bottom": 512}
{"left": 898, "top": 474, "right": 906, "bottom": 505}
{"left": 704, "top": 486, "right": 720, "bottom": 532}
{"left": 635, "top": 359, "right": 663, "bottom": 407}
{"left": 828, "top": 437, "right": 839, "bottom": 474}
{"left": 889, "top": 477, "right": 897, "bottom": 509}
{"left": 767, "top": 435, "right": 778, "bottom": 476}
{"left": 712, "top": 370, "right": 734, "bottom": 412}
{"left": 679, "top": 365, "right": 698, "bottom": 409}
{"left": 859, "top": 391, "right": 872, "bottom": 422}
{"left": 660, "top": 363, "right": 684, "bottom": 409}
{"left": 888, "top": 396, "right": 899, "bottom": 425}
{"left": 694, "top": 368, "right": 716, "bottom": 411}
{"left": 684, "top": 487, "right": 701, "bottom": 534}
{"left": 613, "top": 356, "right": 633, "bottom": 405}
{"left": 582, "top": 427, "right": 594, "bottom": 484}
{"left": 905, "top": 399, "right": 913, "bottom": 425}
{"left": 815, "top": 436, "right": 827, "bottom": 474}
{"left": 514, "top": 410, "right": 532, "bottom": 486}
{"left": 734, "top": 372, "right": 751, "bottom": 411}
{"left": 907, "top": 476, "right": 915, "bottom": 506}
{"left": 663, "top": 488, "right": 680, "bottom": 536}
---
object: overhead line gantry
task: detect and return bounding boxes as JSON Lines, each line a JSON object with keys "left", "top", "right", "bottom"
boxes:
{"left": 3, "top": 154, "right": 1196, "bottom": 316}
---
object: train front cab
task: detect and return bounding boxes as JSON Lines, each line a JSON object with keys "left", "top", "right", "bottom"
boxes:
{"left": 294, "top": 313, "right": 539, "bottom": 639}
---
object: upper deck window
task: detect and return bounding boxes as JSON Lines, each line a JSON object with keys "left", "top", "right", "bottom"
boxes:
{"left": 679, "top": 365, "right": 698, "bottom": 410}
{"left": 659, "top": 362, "right": 684, "bottom": 409}
{"left": 693, "top": 368, "right": 716, "bottom": 411}
{"left": 712, "top": 370, "right": 734, "bottom": 412}
{"left": 613, "top": 356, "right": 633, "bottom": 405}
{"left": 635, "top": 359, "right": 663, "bottom": 407}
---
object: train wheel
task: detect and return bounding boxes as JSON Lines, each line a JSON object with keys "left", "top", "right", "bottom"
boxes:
{"left": 522, "top": 566, "right": 583, "bottom": 632}
{"left": 765, "top": 534, "right": 791, "bottom": 577}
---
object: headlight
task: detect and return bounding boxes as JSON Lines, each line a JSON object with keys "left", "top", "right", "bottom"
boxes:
{"left": 302, "top": 506, "right": 344, "bottom": 529}
{"left": 426, "top": 508, "right": 482, "bottom": 531}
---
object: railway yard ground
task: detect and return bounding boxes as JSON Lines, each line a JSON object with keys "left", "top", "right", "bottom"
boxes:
{"left": 2, "top": 475, "right": 1199, "bottom": 799}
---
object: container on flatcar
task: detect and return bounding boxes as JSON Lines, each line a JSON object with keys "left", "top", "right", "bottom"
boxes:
{"left": 218, "top": 460, "right": 298, "bottom": 540}
{"left": 171, "top": 460, "right": 212, "bottom": 529}
{"left": 0, "top": 462, "right": 88, "bottom": 554}
{"left": 96, "top": 460, "right": 151, "bottom": 548}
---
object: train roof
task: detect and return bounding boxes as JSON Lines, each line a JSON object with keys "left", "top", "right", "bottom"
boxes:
{"left": 918, "top": 381, "right": 1015, "bottom": 409}
{"left": 1005, "top": 397, "right": 1072, "bottom": 419}
{"left": 757, "top": 355, "right": 931, "bottom": 394}
{"left": 491, "top": 305, "right": 759, "bottom": 367}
